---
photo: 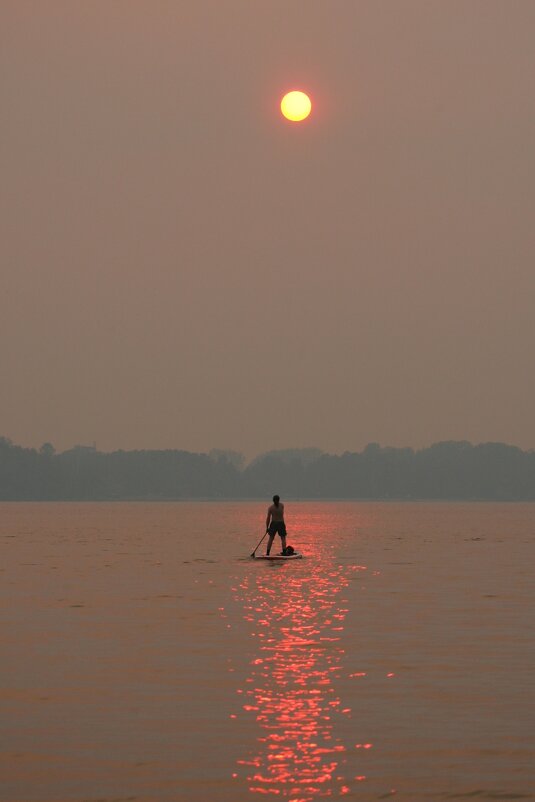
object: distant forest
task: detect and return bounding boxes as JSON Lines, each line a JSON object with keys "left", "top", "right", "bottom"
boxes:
{"left": 1, "top": 437, "right": 534, "bottom": 501}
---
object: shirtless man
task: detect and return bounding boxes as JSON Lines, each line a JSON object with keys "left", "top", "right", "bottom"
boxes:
{"left": 265, "top": 495, "right": 287, "bottom": 556}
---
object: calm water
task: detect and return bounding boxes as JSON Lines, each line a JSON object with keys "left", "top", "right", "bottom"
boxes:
{"left": 1, "top": 502, "right": 534, "bottom": 802}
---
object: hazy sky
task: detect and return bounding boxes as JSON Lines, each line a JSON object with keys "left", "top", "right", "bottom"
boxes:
{"left": 2, "top": 1, "right": 534, "bottom": 457}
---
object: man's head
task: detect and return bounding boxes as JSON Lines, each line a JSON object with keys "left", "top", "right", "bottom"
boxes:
{"left": 273, "top": 494, "right": 280, "bottom": 505}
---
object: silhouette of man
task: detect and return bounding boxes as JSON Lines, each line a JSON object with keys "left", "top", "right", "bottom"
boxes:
{"left": 266, "top": 495, "right": 287, "bottom": 555}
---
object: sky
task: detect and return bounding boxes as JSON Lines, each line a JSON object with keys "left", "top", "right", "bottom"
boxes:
{"left": 1, "top": 1, "right": 534, "bottom": 458}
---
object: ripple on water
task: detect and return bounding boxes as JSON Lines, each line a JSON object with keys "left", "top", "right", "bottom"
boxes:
{"left": 232, "top": 536, "right": 367, "bottom": 800}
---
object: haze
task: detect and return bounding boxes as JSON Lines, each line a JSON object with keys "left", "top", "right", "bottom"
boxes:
{"left": 2, "top": 1, "right": 534, "bottom": 458}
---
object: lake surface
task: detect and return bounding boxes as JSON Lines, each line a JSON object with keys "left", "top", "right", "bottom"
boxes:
{"left": 1, "top": 502, "right": 534, "bottom": 801}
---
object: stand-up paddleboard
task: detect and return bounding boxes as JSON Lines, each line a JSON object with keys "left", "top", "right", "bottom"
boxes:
{"left": 253, "top": 552, "right": 303, "bottom": 560}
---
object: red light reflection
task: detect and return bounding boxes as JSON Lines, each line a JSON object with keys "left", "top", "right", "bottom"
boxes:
{"left": 234, "top": 527, "right": 367, "bottom": 800}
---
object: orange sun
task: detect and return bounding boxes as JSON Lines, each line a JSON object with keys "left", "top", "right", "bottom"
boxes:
{"left": 280, "top": 90, "right": 312, "bottom": 122}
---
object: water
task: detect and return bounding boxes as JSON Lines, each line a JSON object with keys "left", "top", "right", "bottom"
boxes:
{"left": 1, "top": 502, "right": 534, "bottom": 801}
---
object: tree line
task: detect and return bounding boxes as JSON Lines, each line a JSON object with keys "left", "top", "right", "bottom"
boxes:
{"left": 0, "top": 437, "right": 533, "bottom": 501}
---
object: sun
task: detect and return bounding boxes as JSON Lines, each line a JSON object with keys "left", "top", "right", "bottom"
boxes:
{"left": 280, "top": 90, "right": 312, "bottom": 122}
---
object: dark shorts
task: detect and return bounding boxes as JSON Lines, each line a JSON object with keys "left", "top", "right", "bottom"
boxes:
{"left": 268, "top": 521, "right": 287, "bottom": 538}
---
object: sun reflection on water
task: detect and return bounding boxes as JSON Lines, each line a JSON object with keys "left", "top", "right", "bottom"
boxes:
{"left": 233, "top": 531, "right": 365, "bottom": 800}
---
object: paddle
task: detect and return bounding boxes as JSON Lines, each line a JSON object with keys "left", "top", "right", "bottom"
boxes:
{"left": 250, "top": 530, "right": 268, "bottom": 558}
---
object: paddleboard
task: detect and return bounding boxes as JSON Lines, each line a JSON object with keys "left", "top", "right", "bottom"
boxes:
{"left": 253, "top": 552, "right": 303, "bottom": 560}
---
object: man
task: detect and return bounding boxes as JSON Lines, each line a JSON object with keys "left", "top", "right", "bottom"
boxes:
{"left": 265, "top": 494, "right": 287, "bottom": 555}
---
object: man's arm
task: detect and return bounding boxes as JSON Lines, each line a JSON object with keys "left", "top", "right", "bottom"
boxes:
{"left": 266, "top": 506, "right": 272, "bottom": 530}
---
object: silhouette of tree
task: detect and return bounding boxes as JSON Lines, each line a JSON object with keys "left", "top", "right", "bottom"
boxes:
{"left": 0, "top": 437, "right": 533, "bottom": 500}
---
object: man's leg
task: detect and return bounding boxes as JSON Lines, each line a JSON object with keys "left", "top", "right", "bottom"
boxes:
{"left": 266, "top": 534, "right": 275, "bottom": 555}
{"left": 280, "top": 523, "right": 287, "bottom": 554}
